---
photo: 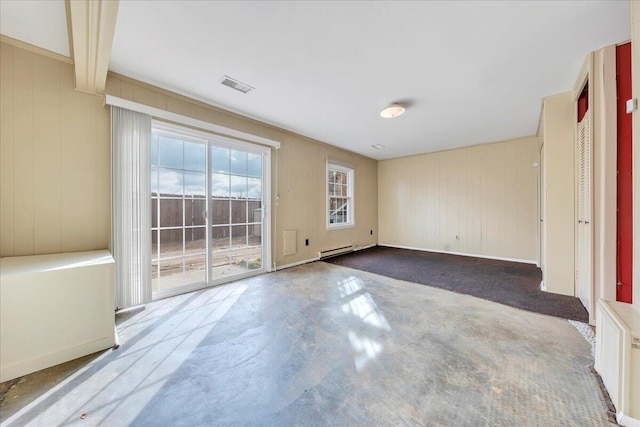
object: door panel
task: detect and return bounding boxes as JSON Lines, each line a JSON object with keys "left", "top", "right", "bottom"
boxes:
{"left": 576, "top": 114, "right": 592, "bottom": 312}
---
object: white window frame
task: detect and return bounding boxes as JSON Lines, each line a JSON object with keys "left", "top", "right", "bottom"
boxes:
{"left": 327, "top": 160, "right": 355, "bottom": 230}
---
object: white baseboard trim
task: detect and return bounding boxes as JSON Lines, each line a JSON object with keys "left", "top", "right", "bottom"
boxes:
{"left": 275, "top": 257, "right": 320, "bottom": 271}
{"left": 540, "top": 280, "right": 546, "bottom": 291}
{"left": 354, "top": 244, "right": 376, "bottom": 251}
{"left": 618, "top": 412, "right": 640, "bottom": 427}
{"left": 378, "top": 243, "right": 538, "bottom": 265}
{"left": 0, "top": 336, "right": 115, "bottom": 383}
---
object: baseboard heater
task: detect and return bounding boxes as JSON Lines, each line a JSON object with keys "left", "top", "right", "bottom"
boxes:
{"left": 318, "top": 245, "right": 354, "bottom": 259}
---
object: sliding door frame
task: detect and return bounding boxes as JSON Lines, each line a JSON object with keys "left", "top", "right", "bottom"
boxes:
{"left": 151, "top": 120, "right": 272, "bottom": 300}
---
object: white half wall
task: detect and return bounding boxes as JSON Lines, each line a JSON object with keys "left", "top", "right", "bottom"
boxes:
{"left": 0, "top": 251, "right": 116, "bottom": 382}
{"left": 595, "top": 300, "right": 640, "bottom": 424}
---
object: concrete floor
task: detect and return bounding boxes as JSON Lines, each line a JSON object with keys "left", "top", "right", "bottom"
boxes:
{"left": 0, "top": 262, "right": 609, "bottom": 426}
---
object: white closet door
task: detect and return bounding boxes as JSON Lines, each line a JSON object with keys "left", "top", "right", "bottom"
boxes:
{"left": 576, "top": 114, "right": 592, "bottom": 313}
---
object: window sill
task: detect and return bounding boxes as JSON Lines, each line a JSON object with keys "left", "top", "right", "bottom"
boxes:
{"left": 327, "top": 223, "right": 355, "bottom": 231}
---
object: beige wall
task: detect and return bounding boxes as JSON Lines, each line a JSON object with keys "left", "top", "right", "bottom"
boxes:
{"left": 0, "top": 42, "right": 110, "bottom": 257}
{"left": 0, "top": 40, "right": 378, "bottom": 266}
{"left": 378, "top": 136, "right": 538, "bottom": 262}
{"left": 105, "top": 74, "right": 378, "bottom": 269}
{"left": 540, "top": 91, "right": 575, "bottom": 296}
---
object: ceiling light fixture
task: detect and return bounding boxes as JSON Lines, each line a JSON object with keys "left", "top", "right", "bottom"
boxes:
{"left": 380, "top": 103, "right": 405, "bottom": 118}
{"left": 371, "top": 144, "right": 386, "bottom": 149}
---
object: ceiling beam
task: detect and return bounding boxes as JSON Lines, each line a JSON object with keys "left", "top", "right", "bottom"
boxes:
{"left": 67, "top": 0, "right": 119, "bottom": 95}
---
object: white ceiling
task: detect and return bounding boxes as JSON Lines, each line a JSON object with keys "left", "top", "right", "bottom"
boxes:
{"left": 0, "top": 0, "right": 69, "bottom": 57}
{"left": 0, "top": 1, "right": 631, "bottom": 160}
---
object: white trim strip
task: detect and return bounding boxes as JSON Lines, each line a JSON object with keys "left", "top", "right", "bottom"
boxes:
{"left": 354, "top": 244, "right": 376, "bottom": 251}
{"left": 275, "top": 257, "right": 320, "bottom": 271}
{"left": 105, "top": 95, "right": 281, "bottom": 150}
{"left": 378, "top": 243, "right": 538, "bottom": 265}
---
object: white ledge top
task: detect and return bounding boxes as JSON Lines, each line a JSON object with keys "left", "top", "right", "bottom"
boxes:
{"left": 599, "top": 299, "right": 640, "bottom": 335}
{"left": 0, "top": 250, "right": 114, "bottom": 277}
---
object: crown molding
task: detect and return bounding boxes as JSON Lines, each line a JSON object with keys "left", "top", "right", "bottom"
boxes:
{"left": 0, "top": 35, "right": 73, "bottom": 64}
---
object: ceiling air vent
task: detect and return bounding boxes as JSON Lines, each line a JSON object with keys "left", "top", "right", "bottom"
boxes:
{"left": 220, "top": 75, "right": 254, "bottom": 94}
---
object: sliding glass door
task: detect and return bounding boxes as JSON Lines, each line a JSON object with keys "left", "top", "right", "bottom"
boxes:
{"left": 151, "top": 122, "right": 270, "bottom": 298}
{"left": 210, "top": 146, "right": 264, "bottom": 279}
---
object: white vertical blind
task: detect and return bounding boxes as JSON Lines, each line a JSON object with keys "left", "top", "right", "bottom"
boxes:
{"left": 112, "top": 106, "right": 152, "bottom": 310}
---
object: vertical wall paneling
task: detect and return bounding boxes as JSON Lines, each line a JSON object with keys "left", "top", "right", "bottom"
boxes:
{"left": 12, "top": 47, "right": 35, "bottom": 255}
{"left": 0, "top": 44, "right": 15, "bottom": 254}
{"left": 95, "top": 93, "right": 111, "bottom": 249}
{"left": 33, "top": 55, "right": 62, "bottom": 254}
{"left": 470, "top": 146, "right": 484, "bottom": 255}
{"left": 448, "top": 149, "right": 461, "bottom": 252}
{"left": 485, "top": 143, "right": 507, "bottom": 256}
{"left": 378, "top": 136, "right": 538, "bottom": 263}
{"left": 504, "top": 141, "right": 519, "bottom": 257}
{"left": 437, "top": 152, "right": 448, "bottom": 250}
{"left": 62, "top": 66, "right": 96, "bottom": 251}
{"left": 0, "top": 42, "right": 110, "bottom": 257}
{"left": 427, "top": 154, "right": 439, "bottom": 247}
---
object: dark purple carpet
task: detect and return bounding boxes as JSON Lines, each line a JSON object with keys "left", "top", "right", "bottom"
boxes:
{"left": 325, "top": 246, "right": 588, "bottom": 323}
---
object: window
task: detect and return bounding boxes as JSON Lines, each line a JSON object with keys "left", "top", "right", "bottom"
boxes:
{"left": 327, "top": 161, "right": 354, "bottom": 228}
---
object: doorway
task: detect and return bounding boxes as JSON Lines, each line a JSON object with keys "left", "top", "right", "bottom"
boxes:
{"left": 575, "top": 82, "right": 593, "bottom": 313}
{"left": 150, "top": 121, "right": 271, "bottom": 299}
